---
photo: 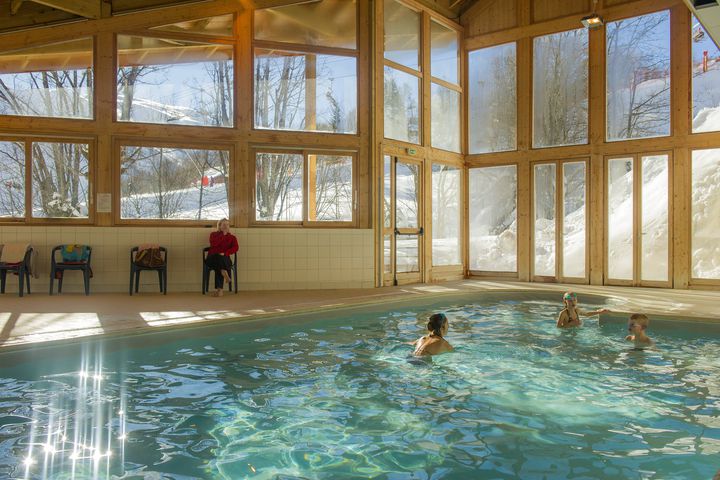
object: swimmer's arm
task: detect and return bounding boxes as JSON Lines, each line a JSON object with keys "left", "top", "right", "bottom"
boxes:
{"left": 625, "top": 334, "right": 634, "bottom": 341}
{"left": 556, "top": 310, "right": 568, "bottom": 328}
{"left": 580, "top": 308, "right": 611, "bottom": 317}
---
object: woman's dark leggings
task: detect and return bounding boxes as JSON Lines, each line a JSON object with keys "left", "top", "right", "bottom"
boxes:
{"left": 206, "top": 253, "right": 232, "bottom": 289}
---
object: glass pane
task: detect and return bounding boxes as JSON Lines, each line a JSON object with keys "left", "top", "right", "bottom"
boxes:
{"left": 431, "top": 20, "right": 458, "bottom": 84}
{"left": 468, "top": 43, "right": 517, "bottom": 154}
{"left": 469, "top": 165, "right": 517, "bottom": 272}
{"left": 691, "top": 16, "right": 720, "bottom": 134}
{"left": 562, "top": 162, "right": 586, "bottom": 278}
{"left": 384, "top": 234, "right": 392, "bottom": 274}
{"left": 0, "top": 141, "right": 25, "bottom": 218}
{"left": 0, "top": 38, "right": 93, "bottom": 119}
{"left": 384, "top": 0, "right": 420, "bottom": 70}
{"left": 534, "top": 164, "right": 556, "bottom": 276}
{"left": 310, "top": 155, "right": 353, "bottom": 222}
{"left": 254, "top": 1, "right": 356, "bottom": 49}
{"left": 120, "top": 146, "right": 229, "bottom": 220}
{"left": 533, "top": 28, "right": 588, "bottom": 148}
{"left": 384, "top": 66, "right": 420, "bottom": 144}
{"left": 396, "top": 162, "right": 419, "bottom": 229}
{"left": 607, "top": 158, "right": 634, "bottom": 280}
{"left": 432, "top": 164, "right": 461, "bottom": 266}
{"left": 255, "top": 152, "right": 303, "bottom": 222}
{"left": 431, "top": 84, "right": 461, "bottom": 153}
{"left": 384, "top": 155, "right": 392, "bottom": 229}
{"left": 692, "top": 148, "right": 720, "bottom": 279}
{"left": 607, "top": 11, "right": 671, "bottom": 141}
{"left": 641, "top": 155, "right": 669, "bottom": 282}
{"left": 254, "top": 49, "right": 357, "bottom": 134}
{"left": 117, "top": 35, "right": 233, "bottom": 127}
{"left": 151, "top": 14, "right": 234, "bottom": 37}
{"left": 32, "top": 142, "right": 89, "bottom": 218}
{"left": 396, "top": 235, "right": 419, "bottom": 273}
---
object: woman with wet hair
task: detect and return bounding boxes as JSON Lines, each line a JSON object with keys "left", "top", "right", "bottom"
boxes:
{"left": 413, "top": 313, "right": 453, "bottom": 356}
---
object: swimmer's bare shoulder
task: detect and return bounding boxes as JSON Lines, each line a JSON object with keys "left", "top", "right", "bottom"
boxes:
{"left": 414, "top": 336, "right": 453, "bottom": 356}
{"left": 557, "top": 309, "right": 569, "bottom": 328}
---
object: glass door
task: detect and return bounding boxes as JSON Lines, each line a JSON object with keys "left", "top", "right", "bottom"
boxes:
{"left": 382, "top": 154, "right": 423, "bottom": 285}
{"left": 531, "top": 160, "right": 588, "bottom": 283}
{"left": 605, "top": 153, "right": 671, "bottom": 286}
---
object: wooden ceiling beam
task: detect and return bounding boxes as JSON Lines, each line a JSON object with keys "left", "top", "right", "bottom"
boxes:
{"left": 10, "top": 0, "right": 25, "bottom": 14}
{"left": 24, "top": 0, "right": 102, "bottom": 19}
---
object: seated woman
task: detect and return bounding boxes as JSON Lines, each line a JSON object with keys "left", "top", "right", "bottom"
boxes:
{"left": 413, "top": 313, "right": 453, "bottom": 356}
{"left": 206, "top": 218, "right": 239, "bottom": 297}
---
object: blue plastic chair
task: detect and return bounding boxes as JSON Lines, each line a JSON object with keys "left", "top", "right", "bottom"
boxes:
{"left": 49, "top": 245, "right": 93, "bottom": 295}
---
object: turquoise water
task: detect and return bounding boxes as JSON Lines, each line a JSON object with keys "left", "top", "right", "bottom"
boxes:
{"left": 0, "top": 296, "right": 719, "bottom": 479}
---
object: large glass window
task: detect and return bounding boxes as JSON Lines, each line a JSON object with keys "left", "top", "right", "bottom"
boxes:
{"left": 255, "top": 1, "right": 356, "bottom": 49}
{"left": 607, "top": 158, "right": 634, "bottom": 280}
{"left": 468, "top": 43, "right": 517, "bottom": 154}
{"left": 430, "top": 20, "right": 458, "bottom": 84}
{"left": 384, "top": 0, "right": 420, "bottom": 70}
{"left": 640, "top": 155, "right": 669, "bottom": 282}
{"left": 691, "top": 17, "right": 720, "bottom": 134}
{"left": 606, "top": 11, "right": 671, "bottom": 141}
{"left": 120, "top": 145, "right": 229, "bottom": 220}
{"left": 255, "top": 151, "right": 355, "bottom": 224}
{"left": 255, "top": 152, "right": 303, "bottom": 222}
{"left": 0, "top": 141, "right": 25, "bottom": 218}
{"left": 254, "top": 50, "right": 357, "bottom": 134}
{"left": 308, "top": 154, "right": 353, "bottom": 222}
{"left": 431, "top": 84, "right": 461, "bottom": 152}
{"left": 117, "top": 35, "right": 233, "bottom": 127}
{"left": 534, "top": 163, "right": 556, "bottom": 276}
{"left": 562, "top": 162, "right": 586, "bottom": 279}
{"left": 0, "top": 38, "right": 93, "bottom": 119}
{"left": 533, "top": 28, "right": 588, "bottom": 148}
{"left": 395, "top": 162, "right": 420, "bottom": 229}
{"left": 32, "top": 142, "right": 89, "bottom": 219}
{"left": 432, "top": 164, "right": 461, "bottom": 266}
{"left": 469, "top": 165, "right": 517, "bottom": 272}
{"left": 691, "top": 148, "right": 720, "bottom": 279}
{"left": 384, "top": 66, "right": 420, "bottom": 144}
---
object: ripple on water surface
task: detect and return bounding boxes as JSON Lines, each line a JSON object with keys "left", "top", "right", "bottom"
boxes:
{"left": 0, "top": 299, "right": 719, "bottom": 479}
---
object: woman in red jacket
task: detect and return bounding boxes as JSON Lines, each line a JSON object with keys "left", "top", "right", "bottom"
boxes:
{"left": 207, "top": 218, "right": 239, "bottom": 296}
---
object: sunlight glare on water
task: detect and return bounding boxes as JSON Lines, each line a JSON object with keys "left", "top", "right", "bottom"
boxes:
{"left": 0, "top": 298, "right": 718, "bottom": 479}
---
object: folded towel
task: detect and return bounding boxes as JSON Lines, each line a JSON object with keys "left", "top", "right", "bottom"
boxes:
{"left": 0, "top": 243, "right": 30, "bottom": 264}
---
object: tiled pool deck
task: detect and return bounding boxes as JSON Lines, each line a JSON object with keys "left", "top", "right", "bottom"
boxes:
{"left": 1, "top": 281, "right": 719, "bottom": 349}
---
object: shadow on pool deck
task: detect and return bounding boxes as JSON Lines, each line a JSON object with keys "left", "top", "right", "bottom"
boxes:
{"left": 1, "top": 280, "right": 719, "bottom": 348}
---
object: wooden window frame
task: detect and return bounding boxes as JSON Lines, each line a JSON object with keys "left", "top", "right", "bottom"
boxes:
{"left": 0, "top": 135, "right": 96, "bottom": 225}
{"left": 251, "top": 2, "right": 360, "bottom": 137}
{"left": 604, "top": 151, "right": 673, "bottom": 287}
{"left": 250, "top": 147, "right": 358, "bottom": 228}
{"left": 114, "top": 31, "right": 237, "bottom": 128}
{"left": 530, "top": 158, "right": 590, "bottom": 284}
{"left": 113, "top": 137, "right": 236, "bottom": 227}
{"left": 467, "top": 161, "right": 520, "bottom": 278}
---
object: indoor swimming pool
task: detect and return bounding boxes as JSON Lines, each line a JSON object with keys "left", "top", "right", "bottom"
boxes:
{"left": 0, "top": 293, "right": 718, "bottom": 479}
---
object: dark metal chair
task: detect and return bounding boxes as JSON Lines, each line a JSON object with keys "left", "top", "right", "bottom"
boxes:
{"left": 129, "top": 246, "right": 167, "bottom": 295}
{"left": 202, "top": 247, "right": 238, "bottom": 294}
{"left": 0, "top": 246, "right": 33, "bottom": 297}
{"left": 49, "top": 245, "right": 93, "bottom": 295}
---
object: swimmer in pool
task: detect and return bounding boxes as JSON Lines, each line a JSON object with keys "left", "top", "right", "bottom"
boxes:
{"left": 625, "top": 313, "right": 654, "bottom": 347}
{"left": 556, "top": 291, "right": 610, "bottom": 328}
{"left": 413, "top": 313, "right": 453, "bottom": 356}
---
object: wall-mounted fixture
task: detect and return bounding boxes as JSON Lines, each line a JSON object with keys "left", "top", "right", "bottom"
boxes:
{"left": 582, "top": 0, "right": 604, "bottom": 29}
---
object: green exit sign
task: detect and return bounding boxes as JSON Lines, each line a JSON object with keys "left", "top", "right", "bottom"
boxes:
{"left": 406, "top": 148, "right": 417, "bottom": 156}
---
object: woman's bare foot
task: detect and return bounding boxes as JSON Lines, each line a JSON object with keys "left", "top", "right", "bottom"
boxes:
{"left": 216, "top": 288, "right": 223, "bottom": 297}
{"left": 221, "top": 270, "right": 231, "bottom": 283}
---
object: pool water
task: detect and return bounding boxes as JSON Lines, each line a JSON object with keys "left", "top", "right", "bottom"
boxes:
{"left": 1, "top": 296, "right": 719, "bottom": 479}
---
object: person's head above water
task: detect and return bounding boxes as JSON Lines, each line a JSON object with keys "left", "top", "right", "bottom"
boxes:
{"left": 562, "top": 291, "right": 578, "bottom": 306}
{"left": 427, "top": 313, "right": 448, "bottom": 336}
{"left": 628, "top": 313, "right": 649, "bottom": 332}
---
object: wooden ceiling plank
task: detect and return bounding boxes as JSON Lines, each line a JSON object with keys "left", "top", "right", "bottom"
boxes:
{"left": 10, "top": 0, "right": 26, "bottom": 14}
{"left": 28, "top": 0, "right": 102, "bottom": 19}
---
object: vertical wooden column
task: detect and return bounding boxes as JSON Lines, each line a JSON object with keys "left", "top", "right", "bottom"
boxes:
{"left": 94, "top": 31, "right": 115, "bottom": 227}
{"left": 236, "top": 8, "right": 252, "bottom": 228}
{"left": 516, "top": 30, "right": 532, "bottom": 281}
{"left": 308, "top": 154, "right": 317, "bottom": 221}
{"left": 357, "top": 0, "right": 372, "bottom": 229}
{"left": 588, "top": 24, "right": 606, "bottom": 285}
{"left": 421, "top": 11, "right": 431, "bottom": 283}
{"left": 304, "top": 54, "right": 317, "bottom": 130}
{"left": 373, "top": 0, "right": 384, "bottom": 287}
{"left": 671, "top": 5, "right": 691, "bottom": 288}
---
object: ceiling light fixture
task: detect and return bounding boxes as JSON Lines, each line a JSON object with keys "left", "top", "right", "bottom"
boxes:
{"left": 582, "top": 0, "right": 604, "bottom": 29}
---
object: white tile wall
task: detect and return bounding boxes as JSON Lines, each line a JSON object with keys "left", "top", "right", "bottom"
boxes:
{"left": 0, "top": 227, "right": 375, "bottom": 293}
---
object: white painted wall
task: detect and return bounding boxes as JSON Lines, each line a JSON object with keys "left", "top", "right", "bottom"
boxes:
{"left": 0, "top": 227, "right": 375, "bottom": 294}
